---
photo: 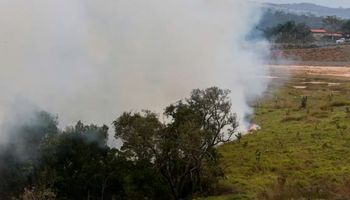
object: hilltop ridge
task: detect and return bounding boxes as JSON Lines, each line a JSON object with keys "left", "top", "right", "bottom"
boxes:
{"left": 262, "top": 2, "right": 350, "bottom": 19}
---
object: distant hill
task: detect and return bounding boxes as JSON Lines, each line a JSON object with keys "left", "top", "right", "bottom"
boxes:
{"left": 256, "top": 2, "right": 350, "bottom": 30}
{"left": 258, "top": 9, "right": 323, "bottom": 29}
{"left": 263, "top": 3, "right": 350, "bottom": 19}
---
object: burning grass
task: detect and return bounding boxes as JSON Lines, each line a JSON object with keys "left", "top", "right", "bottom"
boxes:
{"left": 202, "top": 73, "right": 350, "bottom": 199}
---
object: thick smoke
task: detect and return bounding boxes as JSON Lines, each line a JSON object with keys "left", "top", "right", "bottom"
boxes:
{"left": 0, "top": 0, "right": 269, "bottom": 145}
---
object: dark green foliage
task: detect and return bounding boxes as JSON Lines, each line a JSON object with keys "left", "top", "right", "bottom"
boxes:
{"left": 0, "top": 87, "right": 236, "bottom": 200}
{"left": 259, "top": 10, "right": 323, "bottom": 30}
{"left": 330, "top": 100, "right": 350, "bottom": 107}
{"left": 114, "top": 87, "right": 238, "bottom": 200}
{"left": 38, "top": 122, "right": 114, "bottom": 200}
{"left": 235, "top": 132, "right": 242, "bottom": 143}
{"left": 342, "top": 20, "right": 350, "bottom": 33}
{"left": 322, "top": 16, "right": 344, "bottom": 32}
{"left": 0, "top": 111, "right": 164, "bottom": 200}
{"left": 0, "top": 111, "right": 58, "bottom": 199}
{"left": 300, "top": 96, "right": 308, "bottom": 109}
{"left": 264, "top": 21, "right": 314, "bottom": 46}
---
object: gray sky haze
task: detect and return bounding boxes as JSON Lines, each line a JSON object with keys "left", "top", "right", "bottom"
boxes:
{"left": 257, "top": 0, "right": 350, "bottom": 8}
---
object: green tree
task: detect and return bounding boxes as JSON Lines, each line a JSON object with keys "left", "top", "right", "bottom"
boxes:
{"left": 323, "top": 16, "right": 344, "bottom": 32}
{"left": 114, "top": 87, "right": 238, "bottom": 199}
{"left": 342, "top": 20, "right": 350, "bottom": 32}
{"left": 37, "top": 122, "right": 121, "bottom": 200}
{"left": 264, "top": 21, "right": 314, "bottom": 45}
{"left": 0, "top": 111, "right": 58, "bottom": 199}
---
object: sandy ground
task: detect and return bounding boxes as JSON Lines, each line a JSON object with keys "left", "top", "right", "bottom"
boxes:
{"left": 270, "top": 65, "right": 350, "bottom": 79}
{"left": 272, "top": 45, "right": 350, "bottom": 65}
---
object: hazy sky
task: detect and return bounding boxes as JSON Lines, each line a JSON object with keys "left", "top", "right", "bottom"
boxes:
{"left": 258, "top": 0, "right": 350, "bottom": 8}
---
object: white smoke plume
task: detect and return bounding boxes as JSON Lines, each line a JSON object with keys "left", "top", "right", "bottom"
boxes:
{"left": 0, "top": 0, "right": 269, "bottom": 145}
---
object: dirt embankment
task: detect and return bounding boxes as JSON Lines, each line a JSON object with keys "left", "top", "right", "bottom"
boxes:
{"left": 271, "top": 44, "right": 350, "bottom": 66}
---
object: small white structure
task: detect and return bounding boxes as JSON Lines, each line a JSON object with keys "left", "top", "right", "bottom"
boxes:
{"left": 336, "top": 38, "right": 346, "bottom": 44}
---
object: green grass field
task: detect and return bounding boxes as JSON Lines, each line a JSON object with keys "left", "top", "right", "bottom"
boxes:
{"left": 206, "top": 74, "right": 350, "bottom": 199}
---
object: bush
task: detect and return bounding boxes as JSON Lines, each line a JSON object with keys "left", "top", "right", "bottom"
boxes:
{"left": 281, "top": 115, "right": 305, "bottom": 122}
{"left": 330, "top": 101, "right": 350, "bottom": 107}
{"left": 21, "top": 187, "right": 56, "bottom": 200}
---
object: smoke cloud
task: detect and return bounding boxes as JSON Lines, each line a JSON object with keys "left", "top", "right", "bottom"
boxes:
{"left": 0, "top": 0, "right": 269, "bottom": 145}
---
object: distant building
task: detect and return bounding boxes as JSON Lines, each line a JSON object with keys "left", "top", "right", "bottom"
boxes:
{"left": 311, "top": 28, "right": 344, "bottom": 42}
{"left": 310, "top": 29, "right": 327, "bottom": 40}
{"left": 324, "top": 32, "right": 343, "bottom": 41}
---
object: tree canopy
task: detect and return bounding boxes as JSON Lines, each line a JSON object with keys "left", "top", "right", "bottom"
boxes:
{"left": 0, "top": 87, "right": 238, "bottom": 200}
{"left": 322, "top": 16, "right": 344, "bottom": 32}
{"left": 114, "top": 87, "right": 238, "bottom": 199}
{"left": 342, "top": 19, "right": 350, "bottom": 33}
{"left": 264, "top": 21, "right": 314, "bottom": 45}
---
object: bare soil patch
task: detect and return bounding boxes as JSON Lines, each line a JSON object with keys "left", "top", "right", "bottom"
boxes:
{"left": 271, "top": 44, "right": 350, "bottom": 66}
{"left": 271, "top": 65, "right": 350, "bottom": 78}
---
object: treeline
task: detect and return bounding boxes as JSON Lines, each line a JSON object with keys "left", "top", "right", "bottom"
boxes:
{"left": 321, "top": 16, "right": 350, "bottom": 32}
{"left": 263, "top": 16, "right": 350, "bottom": 48}
{"left": 263, "top": 21, "right": 314, "bottom": 46}
{"left": 258, "top": 10, "right": 324, "bottom": 30}
{"left": 259, "top": 9, "right": 350, "bottom": 33}
{"left": 0, "top": 87, "right": 238, "bottom": 200}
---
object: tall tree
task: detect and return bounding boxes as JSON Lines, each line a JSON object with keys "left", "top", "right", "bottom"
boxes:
{"left": 342, "top": 19, "right": 350, "bottom": 33}
{"left": 114, "top": 87, "right": 238, "bottom": 199}
{"left": 0, "top": 111, "right": 58, "bottom": 199}
{"left": 264, "top": 21, "right": 314, "bottom": 45}
{"left": 37, "top": 122, "right": 119, "bottom": 200}
{"left": 323, "top": 16, "right": 344, "bottom": 32}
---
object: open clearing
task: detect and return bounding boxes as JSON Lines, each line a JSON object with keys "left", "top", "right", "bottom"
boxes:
{"left": 271, "top": 45, "right": 350, "bottom": 66}
{"left": 204, "top": 65, "right": 350, "bottom": 200}
{"left": 272, "top": 65, "right": 350, "bottom": 78}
